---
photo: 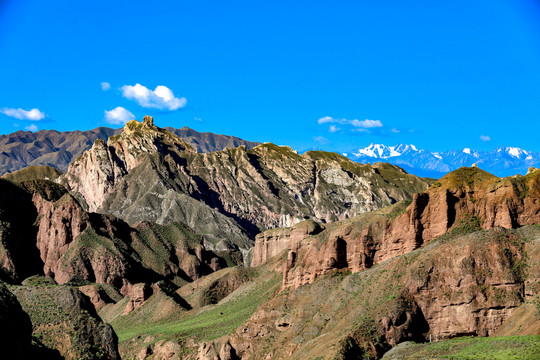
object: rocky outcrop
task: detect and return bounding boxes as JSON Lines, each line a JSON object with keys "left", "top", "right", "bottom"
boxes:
{"left": 60, "top": 117, "right": 430, "bottom": 250}
{"left": 123, "top": 283, "right": 153, "bottom": 315}
{"left": 0, "top": 179, "right": 43, "bottom": 283}
{"left": 0, "top": 122, "right": 259, "bottom": 176}
{"left": 251, "top": 219, "right": 324, "bottom": 267}
{"left": 282, "top": 167, "right": 540, "bottom": 289}
{"left": 11, "top": 283, "right": 120, "bottom": 360}
{"left": 79, "top": 284, "right": 122, "bottom": 310}
{"left": 61, "top": 116, "right": 196, "bottom": 212}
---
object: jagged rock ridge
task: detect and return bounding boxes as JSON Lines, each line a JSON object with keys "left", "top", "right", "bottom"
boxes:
{"left": 0, "top": 122, "right": 259, "bottom": 175}
{"left": 60, "top": 116, "right": 430, "bottom": 251}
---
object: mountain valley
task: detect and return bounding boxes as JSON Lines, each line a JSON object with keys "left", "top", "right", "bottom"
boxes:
{"left": 0, "top": 117, "right": 538, "bottom": 359}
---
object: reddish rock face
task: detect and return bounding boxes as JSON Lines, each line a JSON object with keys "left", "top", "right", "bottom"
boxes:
{"left": 79, "top": 285, "right": 117, "bottom": 310}
{"left": 282, "top": 168, "right": 540, "bottom": 289}
{"left": 27, "top": 182, "right": 132, "bottom": 288}
{"left": 123, "top": 283, "right": 153, "bottom": 315}
{"left": 2, "top": 179, "right": 224, "bottom": 296}
{"left": 251, "top": 219, "right": 324, "bottom": 267}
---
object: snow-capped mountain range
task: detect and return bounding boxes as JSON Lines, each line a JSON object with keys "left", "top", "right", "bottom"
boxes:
{"left": 345, "top": 144, "right": 540, "bottom": 178}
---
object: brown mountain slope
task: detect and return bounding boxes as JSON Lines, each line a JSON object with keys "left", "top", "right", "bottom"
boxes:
{"left": 0, "top": 178, "right": 229, "bottom": 294}
{"left": 60, "top": 116, "right": 430, "bottom": 252}
{"left": 1, "top": 165, "right": 62, "bottom": 183}
{"left": 0, "top": 127, "right": 119, "bottom": 174}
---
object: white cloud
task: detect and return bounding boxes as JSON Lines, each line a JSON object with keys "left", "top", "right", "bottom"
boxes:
{"left": 194, "top": 117, "right": 202, "bottom": 121}
{"left": 480, "top": 135, "right": 491, "bottom": 142}
{"left": 25, "top": 124, "right": 38, "bottom": 132}
{"left": 0, "top": 107, "right": 45, "bottom": 121}
{"left": 317, "top": 116, "right": 383, "bottom": 128}
{"left": 329, "top": 125, "right": 340, "bottom": 133}
{"left": 318, "top": 116, "right": 334, "bottom": 124}
{"left": 313, "top": 136, "right": 329, "bottom": 145}
{"left": 350, "top": 119, "right": 383, "bottom": 128}
{"left": 104, "top": 107, "right": 135, "bottom": 125}
{"left": 391, "top": 128, "right": 400, "bottom": 133}
{"left": 101, "top": 82, "right": 111, "bottom": 91}
{"left": 121, "top": 83, "right": 187, "bottom": 110}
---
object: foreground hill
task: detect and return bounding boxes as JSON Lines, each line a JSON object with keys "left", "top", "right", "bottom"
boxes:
{"left": 0, "top": 124, "right": 259, "bottom": 175}
{"left": 60, "top": 116, "right": 430, "bottom": 253}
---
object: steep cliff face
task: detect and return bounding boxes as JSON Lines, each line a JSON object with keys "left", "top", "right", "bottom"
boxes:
{"left": 251, "top": 219, "right": 324, "bottom": 267}
{"left": 281, "top": 167, "right": 540, "bottom": 289}
{"left": 0, "top": 178, "right": 226, "bottom": 295}
{"left": 114, "top": 225, "right": 540, "bottom": 360}
{"left": 60, "top": 116, "right": 430, "bottom": 250}
{"left": 209, "top": 226, "right": 539, "bottom": 360}
{"left": 61, "top": 116, "right": 196, "bottom": 212}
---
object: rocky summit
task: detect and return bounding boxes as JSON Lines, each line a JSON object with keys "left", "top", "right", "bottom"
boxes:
{"left": 60, "top": 116, "right": 429, "bottom": 253}
{"left": 0, "top": 117, "right": 538, "bottom": 359}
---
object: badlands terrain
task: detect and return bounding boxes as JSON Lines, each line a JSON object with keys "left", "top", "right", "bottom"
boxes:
{"left": 0, "top": 117, "right": 538, "bottom": 359}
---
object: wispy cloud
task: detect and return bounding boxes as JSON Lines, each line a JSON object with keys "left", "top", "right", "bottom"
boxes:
{"left": 25, "top": 124, "right": 38, "bottom": 132}
{"left": 121, "top": 83, "right": 186, "bottom": 110}
{"left": 329, "top": 125, "right": 340, "bottom": 133}
{"left": 391, "top": 128, "right": 400, "bottom": 133}
{"left": 317, "top": 116, "right": 383, "bottom": 133}
{"left": 318, "top": 116, "right": 336, "bottom": 124}
{"left": 0, "top": 107, "right": 45, "bottom": 121}
{"left": 194, "top": 117, "right": 202, "bottom": 121}
{"left": 480, "top": 135, "right": 491, "bottom": 142}
{"left": 101, "top": 82, "right": 111, "bottom": 91}
{"left": 104, "top": 107, "right": 135, "bottom": 125}
{"left": 313, "top": 135, "right": 329, "bottom": 145}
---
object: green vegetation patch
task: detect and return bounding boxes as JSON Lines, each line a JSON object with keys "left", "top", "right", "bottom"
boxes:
{"left": 2, "top": 165, "right": 62, "bottom": 183}
{"left": 437, "top": 167, "right": 497, "bottom": 189}
{"left": 382, "top": 335, "right": 540, "bottom": 360}
{"left": 113, "top": 272, "right": 281, "bottom": 343}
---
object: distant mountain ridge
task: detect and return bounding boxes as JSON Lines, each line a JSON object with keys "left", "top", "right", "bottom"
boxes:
{"left": 345, "top": 143, "right": 540, "bottom": 177}
{"left": 0, "top": 125, "right": 260, "bottom": 175}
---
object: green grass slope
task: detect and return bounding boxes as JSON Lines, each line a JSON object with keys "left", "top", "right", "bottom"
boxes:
{"left": 381, "top": 335, "right": 540, "bottom": 360}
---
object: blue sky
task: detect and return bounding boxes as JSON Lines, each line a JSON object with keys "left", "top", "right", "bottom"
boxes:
{"left": 0, "top": 0, "right": 539, "bottom": 153}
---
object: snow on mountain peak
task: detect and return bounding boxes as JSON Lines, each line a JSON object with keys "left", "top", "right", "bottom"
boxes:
{"left": 346, "top": 143, "right": 539, "bottom": 177}
{"left": 505, "top": 147, "right": 528, "bottom": 158}
{"left": 353, "top": 144, "right": 419, "bottom": 159}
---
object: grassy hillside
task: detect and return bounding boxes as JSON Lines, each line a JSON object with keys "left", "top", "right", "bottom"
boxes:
{"left": 381, "top": 335, "right": 540, "bottom": 360}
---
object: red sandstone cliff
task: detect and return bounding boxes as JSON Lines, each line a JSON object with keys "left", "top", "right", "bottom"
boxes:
{"left": 281, "top": 167, "right": 540, "bottom": 289}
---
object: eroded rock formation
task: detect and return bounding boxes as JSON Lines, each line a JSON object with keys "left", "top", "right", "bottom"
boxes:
{"left": 60, "top": 117, "right": 429, "bottom": 250}
{"left": 282, "top": 167, "right": 540, "bottom": 289}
